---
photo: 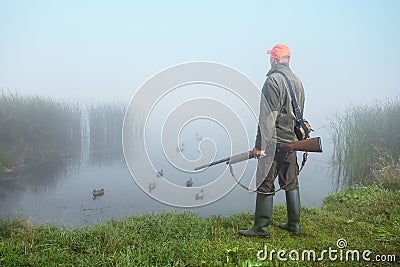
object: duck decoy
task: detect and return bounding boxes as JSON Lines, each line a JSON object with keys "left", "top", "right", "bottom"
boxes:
{"left": 176, "top": 142, "right": 185, "bottom": 152}
{"left": 186, "top": 178, "right": 193, "bottom": 187}
{"left": 92, "top": 189, "right": 104, "bottom": 199}
{"left": 156, "top": 169, "right": 164, "bottom": 177}
{"left": 195, "top": 189, "right": 204, "bottom": 200}
{"left": 195, "top": 133, "right": 202, "bottom": 141}
{"left": 148, "top": 182, "right": 156, "bottom": 192}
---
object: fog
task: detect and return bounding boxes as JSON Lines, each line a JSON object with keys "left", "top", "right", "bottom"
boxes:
{"left": 1, "top": 1, "right": 399, "bottom": 223}
{"left": 1, "top": 1, "right": 398, "bottom": 107}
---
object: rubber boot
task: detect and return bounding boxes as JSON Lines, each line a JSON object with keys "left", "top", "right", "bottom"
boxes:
{"left": 238, "top": 193, "right": 273, "bottom": 238}
{"left": 279, "top": 189, "right": 301, "bottom": 234}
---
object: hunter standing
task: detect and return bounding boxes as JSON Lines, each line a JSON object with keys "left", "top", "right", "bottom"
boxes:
{"left": 239, "top": 44, "right": 305, "bottom": 238}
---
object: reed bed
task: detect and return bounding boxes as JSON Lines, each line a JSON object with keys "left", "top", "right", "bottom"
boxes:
{"left": 87, "top": 102, "right": 126, "bottom": 165}
{"left": 88, "top": 103, "right": 126, "bottom": 151}
{"left": 0, "top": 91, "right": 127, "bottom": 169}
{"left": 0, "top": 92, "right": 81, "bottom": 166}
{"left": 330, "top": 97, "right": 400, "bottom": 190}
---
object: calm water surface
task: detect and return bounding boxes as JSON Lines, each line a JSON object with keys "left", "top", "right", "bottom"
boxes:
{"left": 0, "top": 147, "right": 333, "bottom": 227}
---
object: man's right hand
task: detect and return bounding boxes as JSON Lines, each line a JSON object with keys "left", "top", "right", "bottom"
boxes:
{"left": 253, "top": 147, "right": 265, "bottom": 159}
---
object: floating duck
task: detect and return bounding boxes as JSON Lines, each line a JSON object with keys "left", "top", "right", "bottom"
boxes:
{"left": 92, "top": 188, "right": 104, "bottom": 198}
{"left": 186, "top": 178, "right": 193, "bottom": 187}
{"left": 148, "top": 182, "right": 156, "bottom": 192}
{"left": 195, "top": 133, "right": 202, "bottom": 141}
{"left": 176, "top": 142, "right": 185, "bottom": 152}
{"left": 156, "top": 169, "right": 164, "bottom": 177}
{"left": 1, "top": 167, "right": 13, "bottom": 173}
{"left": 195, "top": 189, "right": 204, "bottom": 200}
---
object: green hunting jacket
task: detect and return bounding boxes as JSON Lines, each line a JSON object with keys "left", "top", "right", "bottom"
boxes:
{"left": 255, "top": 62, "right": 305, "bottom": 151}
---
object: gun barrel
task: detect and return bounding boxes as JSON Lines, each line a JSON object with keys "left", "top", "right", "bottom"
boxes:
{"left": 194, "top": 156, "right": 230, "bottom": 171}
{"left": 194, "top": 150, "right": 253, "bottom": 171}
{"left": 227, "top": 150, "right": 254, "bottom": 165}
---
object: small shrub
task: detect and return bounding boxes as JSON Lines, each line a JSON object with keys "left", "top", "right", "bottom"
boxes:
{"left": 0, "top": 149, "right": 14, "bottom": 170}
{"left": 371, "top": 150, "right": 400, "bottom": 191}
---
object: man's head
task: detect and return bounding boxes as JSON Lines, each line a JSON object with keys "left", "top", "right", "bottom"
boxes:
{"left": 267, "top": 44, "right": 290, "bottom": 66}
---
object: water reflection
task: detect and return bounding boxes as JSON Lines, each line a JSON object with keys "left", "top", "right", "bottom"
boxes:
{"left": 1, "top": 154, "right": 71, "bottom": 192}
{"left": 88, "top": 148, "right": 125, "bottom": 167}
{"left": 0, "top": 146, "right": 125, "bottom": 193}
{"left": 0, "top": 143, "right": 333, "bottom": 227}
{"left": 0, "top": 146, "right": 127, "bottom": 226}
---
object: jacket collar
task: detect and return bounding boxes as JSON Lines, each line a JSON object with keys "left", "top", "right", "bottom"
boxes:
{"left": 266, "top": 62, "right": 290, "bottom": 76}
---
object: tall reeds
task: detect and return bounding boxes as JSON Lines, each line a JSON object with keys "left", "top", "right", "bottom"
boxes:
{"left": 0, "top": 91, "right": 127, "bottom": 168}
{"left": 330, "top": 97, "right": 400, "bottom": 190}
{"left": 88, "top": 103, "right": 125, "bottom": 150}
{"left": 0, "top": 92, "right": 81, "bottom": 165}
{"left": 88, "top": 102, "right": 126, "bottom": 165}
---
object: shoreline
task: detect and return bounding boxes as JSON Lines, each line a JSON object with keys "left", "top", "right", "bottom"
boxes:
{"left": 1, "top": 184, "right": 398, "bottom": 266}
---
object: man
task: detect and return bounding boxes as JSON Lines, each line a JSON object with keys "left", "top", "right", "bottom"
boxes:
{"left": 238, "top": 44, "right": 305, "bottom": 238}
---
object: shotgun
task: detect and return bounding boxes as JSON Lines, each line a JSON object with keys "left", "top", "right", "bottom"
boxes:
{"left": 194, "top": 137, "right": 322, "bottom": 171}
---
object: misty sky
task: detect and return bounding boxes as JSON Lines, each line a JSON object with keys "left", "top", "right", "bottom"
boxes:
{"left": 1, "top": 0, "right": 399, "bottom": 127}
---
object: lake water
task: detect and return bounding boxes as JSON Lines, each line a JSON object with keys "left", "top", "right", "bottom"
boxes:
{"left": 0, "top": 140, "right": 334, "bottom": 228}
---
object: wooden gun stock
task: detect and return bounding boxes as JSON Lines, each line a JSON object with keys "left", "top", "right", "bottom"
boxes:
{"left": 278, "top": 137, "right": 323, "bottom": 153}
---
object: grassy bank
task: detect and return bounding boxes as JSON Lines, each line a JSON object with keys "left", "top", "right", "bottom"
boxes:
{"left": 1, "top": 185, "right": 398, "bottom": 266}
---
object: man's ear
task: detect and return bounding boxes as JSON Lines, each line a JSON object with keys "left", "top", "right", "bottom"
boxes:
{"left": 270, "top": 57, "right": 278, "bottom": 66}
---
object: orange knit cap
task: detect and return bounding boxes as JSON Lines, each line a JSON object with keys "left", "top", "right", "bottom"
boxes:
{"left": 267, "top": 44, "right": 291, "bottom": 62}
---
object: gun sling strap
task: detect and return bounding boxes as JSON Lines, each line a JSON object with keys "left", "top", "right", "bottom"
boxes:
{"left": 228, "top": 150, "right": 308, "bottom": 195}
{"left": 274, "top": 70, "right": 309, "bottom": 139}
{"left": 275, "top": 70, "right": 309, "bottom": 173}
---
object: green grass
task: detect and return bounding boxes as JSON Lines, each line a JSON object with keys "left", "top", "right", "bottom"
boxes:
{"left": 1, "top": 185, "right": 398, "bottom": 266}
